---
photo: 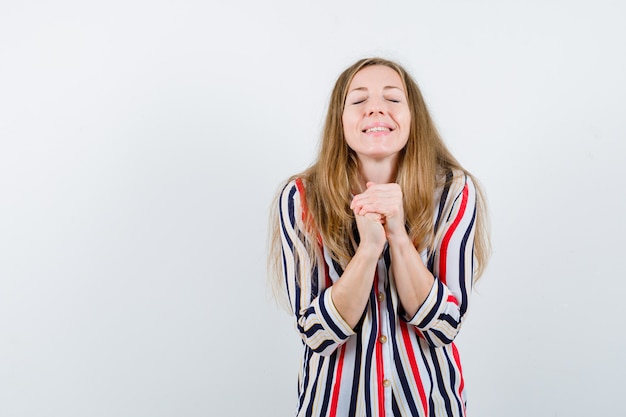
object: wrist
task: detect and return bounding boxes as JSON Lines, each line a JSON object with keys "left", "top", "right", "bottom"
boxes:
{"left": 386, "top": 230, "right": 413, "bottom": 248}
{"left": 355, "top": 241, "right": 384, "bottom": 261}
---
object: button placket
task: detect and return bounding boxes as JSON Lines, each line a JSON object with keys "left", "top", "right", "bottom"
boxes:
{"left": 376, "top": 261, "right": 392, "bottom": 391}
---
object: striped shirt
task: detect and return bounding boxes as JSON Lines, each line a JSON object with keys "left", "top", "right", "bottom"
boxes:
{"left": 278, "top": 170, "right": 477, "bottom": 417}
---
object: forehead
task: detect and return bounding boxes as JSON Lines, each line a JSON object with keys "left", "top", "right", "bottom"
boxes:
{"left": 348, "top": 65, "right": 404, "bottom": 91}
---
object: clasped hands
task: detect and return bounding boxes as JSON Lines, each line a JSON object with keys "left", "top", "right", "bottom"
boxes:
{"left": 350, "top": 182, "right": 406, "bottom": 252}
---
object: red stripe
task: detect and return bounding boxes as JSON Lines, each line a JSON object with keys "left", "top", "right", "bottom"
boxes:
{"left": 414, "top": 327, "right": 424, "bottom": 339}
{"left": 294, "top": 178, "right": 310, "bottom": 225}
{"left": 328, "top": 345, "right": 346, "bottom": 417}
{"left": 451, "top": 342, "right": 467, "bottom": 416}
{"left": 295, "top": 178, "right": 323, "bottom": 245}
{"left": 323, "top": 256, "right": 332, "bottom": 288}
{"left": 447, "top": 294, "right": 459, "bottom": 306}
{"left": 438, "top": 184, "right": 469, "bottom": 285}
{"left": 400, "top": 322, "right": 428, "bottom": 415}
{"left": 373, "top": 272, "right": 386, "bottom": 417}
{"left": 295, "top": 178, "right": 330, "bottom": 287}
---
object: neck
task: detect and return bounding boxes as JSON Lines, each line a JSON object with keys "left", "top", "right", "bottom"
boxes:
{"left": 356, "top": 157, "right": 398, "bottom": 191}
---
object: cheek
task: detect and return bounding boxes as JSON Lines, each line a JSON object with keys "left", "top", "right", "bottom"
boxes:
{"left": 342, "top": 112, "right": 352, "bottom": 129}
{"left": 400, "top": 112, "right": 411, "bottom": 129}
{"left": 341, "top": 113, "right": 355, "bottom": 135}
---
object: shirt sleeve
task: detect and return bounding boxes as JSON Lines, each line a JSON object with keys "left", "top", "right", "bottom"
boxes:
{"left": 278, "top": 180, "right": 356, "bottom": 356}
{"left": 405, "top": 172, "right": 477, "bottom": 347}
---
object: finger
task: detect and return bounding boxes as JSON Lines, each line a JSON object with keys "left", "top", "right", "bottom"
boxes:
{"left": 355, "top": 209, "right": 382, "bottom": 222}
{"left": 351, "top": 194, "right": 372, "bottom": 212}
{"left": 363, "top": 212, "right": 382, "bottom": 221}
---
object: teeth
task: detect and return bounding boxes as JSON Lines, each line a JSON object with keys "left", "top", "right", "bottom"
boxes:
{"left": 365, "top": 126, "right": 390, "bottom": 133}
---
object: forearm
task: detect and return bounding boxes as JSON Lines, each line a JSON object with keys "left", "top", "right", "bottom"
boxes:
{"left": 388, "top": 233, "right": 435, "bottom": 318}
{"left": 330, "top": 244, "right": 381, "bottom": 328}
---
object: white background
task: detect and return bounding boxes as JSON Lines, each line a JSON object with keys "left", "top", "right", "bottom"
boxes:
{"left": 1, "top": 1, "right": 625, "bottom": 416}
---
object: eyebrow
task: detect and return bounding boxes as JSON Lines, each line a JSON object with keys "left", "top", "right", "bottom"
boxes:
{"left": 347, "top": 86, "right": 404, "bottom": 94}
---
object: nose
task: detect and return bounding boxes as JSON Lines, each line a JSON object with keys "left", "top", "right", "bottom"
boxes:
{"left": 367, "top": 97, "right": 385, "bottom": 116}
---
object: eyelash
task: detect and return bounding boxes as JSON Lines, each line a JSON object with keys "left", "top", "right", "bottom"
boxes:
{"left": 352, "top": 98, "right": 401, "bottom": 105}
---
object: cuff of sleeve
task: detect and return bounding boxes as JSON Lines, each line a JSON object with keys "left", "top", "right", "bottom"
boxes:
{"left": 315, "top": 287, "right": 357, "bottom": 342}
{"left": 406, "top": 278, "right": 451, "bottom": 330}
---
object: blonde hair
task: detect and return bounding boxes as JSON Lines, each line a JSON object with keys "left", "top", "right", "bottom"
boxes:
{"left": 268, "top": 57, "right": 490, "bottom": 307}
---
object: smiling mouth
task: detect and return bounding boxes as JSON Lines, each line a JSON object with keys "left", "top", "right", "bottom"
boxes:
{"left": 364, "top": 126, "right": 392, "bottom": 133}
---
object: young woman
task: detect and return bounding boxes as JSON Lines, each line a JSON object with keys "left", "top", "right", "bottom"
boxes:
{"left": 268, "top": 57, "right": 490, "bottom": 417}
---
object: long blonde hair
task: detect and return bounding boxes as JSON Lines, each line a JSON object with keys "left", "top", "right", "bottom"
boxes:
{"left": 268, "top": 57, "right": 490, "bottom": 306}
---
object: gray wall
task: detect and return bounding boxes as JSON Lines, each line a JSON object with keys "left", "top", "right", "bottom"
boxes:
{"left": 1, "top": 1, "right": 625, "bottom": 416}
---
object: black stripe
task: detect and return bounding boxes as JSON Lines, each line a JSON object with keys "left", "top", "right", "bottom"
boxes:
{"left": 293, "top": 251, "right": 303, "bottom": 315}
{"left": 428, "top": 172, "right": 453, "bottom": 296}
{"left": 318, "top": 352, "right": 335, "bottom": 417}
{"left": 385, "top": 265, "right": 424, "bottom": 416}
{"left": 444, "top": 174, "right": 466, "bottom": 225}
{"left": 387, "top": 275, "right": 420, "bottom": 415}
{"left": 417, "top": 339, "right": 435, "bottom": 413}
{"left": 438, "top": 313, "right": 459, "bottom": 330}
{"left": 429, "top": 346, "right": 453, "bottom": 416}
{"left": 313, "top": 339, "right": 336, "bottom": 354}
{"left": 415, "top": 279, "right": 444, "bottom": 328}
{"left": 281, "top": 183, "right": 296, "bottom": 250}
{"left": 301, "top": 322, "right": 324, "bottom": 339}
{"left": 298, "top": 347, "right": 313, "bottom": 411}
{"left": 423, "top": 331, "right": 435, "bottom": 347}
{"left": 331, "top": 257, "right": 344, "bottom": 277}
{"left": 384, "top": 278, "right": 394, "bottom": 327}
{"left": 319, "top": 289, "right": 350, "bottom": 340}
{"left": 427, "top": 255, "right": 435, "bottom": 273}
{"left": 348, "top": 335, "right": 362, "bottom": 417}
{"left": 391, "top": 391, "right": 401, "bottom": 416}
{"left": 383, "top": 244, "right": 391, "bottom": 267}
{"left": 280, "top": 251, "right": 292, "bottom": 307}
{"left": 458, "top": 205, "right": 476, "bottom": 316}
{"left": 390, "top": 324, "right": 420, "bottom": 417}
{"left": 430, "top": 328, "right": 453, "bottom": 345}
{"left": 433, "top": 170, "right": 454, "bottom": 233}
{"left": 443, "top": 348, "right": 464, "bottom": 415}
{"left": 363, "top": 292, "right": 377, "bottom": 417}
{"left": 306, "top": 354, "right": 330, "bottom": 417}
{"left": 280, "top": 183, "right": 299, "bottom": 313}
{"left": 311, "top": 263, "right": 319, "bottom": 298}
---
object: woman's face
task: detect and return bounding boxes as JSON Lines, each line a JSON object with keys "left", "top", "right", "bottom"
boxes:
{"left": 342, "top": 65, "right": 411, "bottom": 165}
